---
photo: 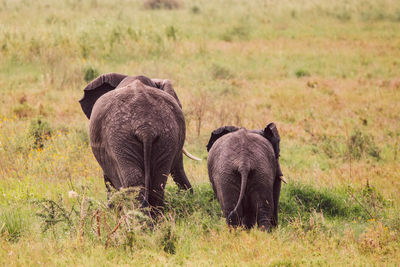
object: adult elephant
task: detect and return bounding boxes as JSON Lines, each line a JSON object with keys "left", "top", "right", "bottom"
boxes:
{"left": 79, "top": 73, "right": 200, "bottom": 213}
{"left": 206, "top": 123, "right": 286, "bottom": 230}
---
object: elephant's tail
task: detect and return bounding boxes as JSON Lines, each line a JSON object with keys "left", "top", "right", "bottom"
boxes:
{"left": 142, "top": 138, "right": 152, "bottom": 208}
{"left": 227, "top": 168, "right": 249, "bottom": 224}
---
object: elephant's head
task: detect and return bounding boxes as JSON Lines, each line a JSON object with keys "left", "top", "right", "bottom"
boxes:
{"left": 79, "top": 73, "right": 183, "bottom": 119}
{"left": 206, "top": 123, "right": 285, "bottom": 182}
{"left": 206, "top": 124, "right": 281, "bottom": 153}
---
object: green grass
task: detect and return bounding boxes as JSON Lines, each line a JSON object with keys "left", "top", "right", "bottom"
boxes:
{"left": 0, "top": 207, "right": 31, "bottom": 242}
{"left": 0, "top": 0, "right": 399, "bottom": 265}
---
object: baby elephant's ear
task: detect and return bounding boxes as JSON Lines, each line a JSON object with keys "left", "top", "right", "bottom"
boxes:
{"left": 262, "top": 122, "right": 281, "bottom": 157}
{"left": 206, "top": 126, "right": 239, "bottom": 152}
{"left": 79, "top": 73, "right": 128, "bottom": 119}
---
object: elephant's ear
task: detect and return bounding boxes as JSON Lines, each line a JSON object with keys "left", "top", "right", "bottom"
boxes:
{"left": 262, "top": 122, "right": 281, "bottom": 158}
{"left": 79, "top": 73, "right": 128, "bottom": 119}
{"left": 152, "top": 79, "right": 182, "bottom": 108}
{"left": 206, "top": 126, "right": 240, "bottom": 152}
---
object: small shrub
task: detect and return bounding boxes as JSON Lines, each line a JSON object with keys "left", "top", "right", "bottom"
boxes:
{"left": 359, "top": 181, "right": 386, "bottom": 215}
{"left": 295, "top": 69, "right": 310, "bottom": 78}
{"left": 165, "top": 25, "right": 177, "bottom": 40}
{"left": 143, "top": 0, "right": 181, "bottom": 10}
{"left": 348, "top": 129, "right": 380, "bottom": 160}
{"left": 191, "top": 5, "right": 200, "bottom": 14}
{"left": 83, "top": 66, "right": 99, "bottom": 83}
{"left": 13, "top": 103, "right": 35, "bottom": 118}
{"left": 320, "top": 135, "right": 342, "bottom": 158}
{"left": 220, "top": 33, "right": 232, "bottom": 42}
{"left": 34, "top": 197, "right": 75, "bottom": 233}
{"left": 158, "top": 224, "right": 177, "bottom": 254}
{"left": 28, "top": 117, "right": 52, "bottom": 149}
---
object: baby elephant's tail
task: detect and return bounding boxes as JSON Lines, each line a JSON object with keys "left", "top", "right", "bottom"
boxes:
{"left": 227, "top": 168, "right": 249, "bottom": 225}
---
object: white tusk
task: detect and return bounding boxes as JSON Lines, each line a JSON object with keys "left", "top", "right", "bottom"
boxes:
{"left": 280, "top": 176, "right": 288, "bottom": 184}
{"left": 182, "top": 148, "right": 202, "bottom": 161}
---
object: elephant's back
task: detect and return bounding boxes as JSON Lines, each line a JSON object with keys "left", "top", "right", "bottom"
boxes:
{"left": 91, "top": 82, "right": 184, "bottom": 141}
{"left": 89, "top": 81, "right": 186, "bottom": 170}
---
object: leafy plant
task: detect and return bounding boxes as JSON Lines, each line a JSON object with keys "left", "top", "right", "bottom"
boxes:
{"left": 28, "top": 117, "right": 52, "bottom": 149}
{"left": 83, "top": 66, "right": 99, "bottom": 83}
{"left": 34, "top": 197, "right": 76, "bottom": 233}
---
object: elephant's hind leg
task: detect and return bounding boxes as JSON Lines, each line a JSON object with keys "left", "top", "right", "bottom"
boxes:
{"left": 251, "top": 193, "right": 275, "bottom": 231}
{"left": 215, "top": 174, "right": 244, "bottom": 228}
{"left": 243, "top": 197, "right": 256, "bottom": 229}
{"left": 171, "top": 153, "right": 192, "bottom": 191}
{"left": 146, "top": 166, "right": 170, "bottom": 218}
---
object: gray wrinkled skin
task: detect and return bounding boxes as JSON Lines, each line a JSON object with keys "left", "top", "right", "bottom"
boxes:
{"left": 207, "top": 128, "right": 281, "bottom": 231}
{"left": 89, "top": 79, "right": 191, "bottom": 213}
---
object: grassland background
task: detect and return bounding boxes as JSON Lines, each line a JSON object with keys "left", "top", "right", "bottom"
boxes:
{"left": 0, "top": 0, "right": 399, "bottom": 265}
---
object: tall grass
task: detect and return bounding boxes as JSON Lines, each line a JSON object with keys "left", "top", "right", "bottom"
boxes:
{"left": 0, "top": 0, "right": 399, "bottom": 265}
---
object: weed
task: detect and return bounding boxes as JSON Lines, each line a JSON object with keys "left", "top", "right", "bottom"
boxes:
{"left": 158, "top": 224, "right": 177, "bottom": 254}
{"left": 28, "top": 117, "right": 52, "bottom": 149}
{"left": 13, "top": 103, "right": 35, "bottom": 118}
{"left": 34, "top": 197, "right": 76, "bottom": 233}
{"left": 348, "top": 129, "right": 380, "bottom": 160}
{"left": 83, "top": 66, "right": 99, "bottom": 83}
{"left": 319, "top": 135, "right": 343, "bottom": 159}
{"left": 191, "top": 5, "right": 200, "bottom": 14}
{"left": 165, "top": 25, "right": 177, "bottom": 40}
{"left": 295, "top": 69, "right": 310, "bottom": 78}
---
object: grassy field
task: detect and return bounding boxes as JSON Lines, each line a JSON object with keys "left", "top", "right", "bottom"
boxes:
{"left": 1, "top": 0, "right": 400, "bottom": 265}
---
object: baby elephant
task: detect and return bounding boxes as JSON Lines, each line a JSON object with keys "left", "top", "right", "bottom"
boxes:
{"left": 206, "top": 123, "right": 286, "bottom": 231}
